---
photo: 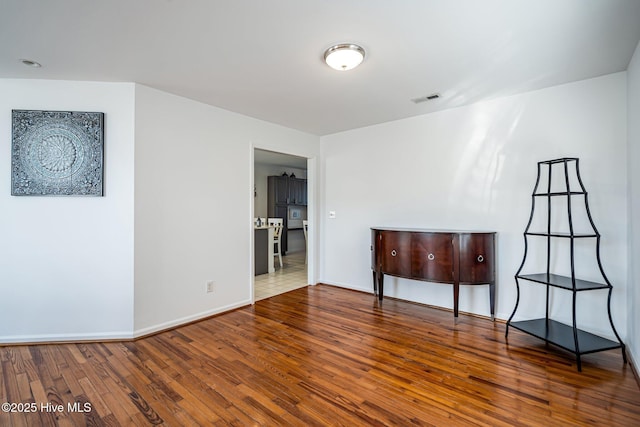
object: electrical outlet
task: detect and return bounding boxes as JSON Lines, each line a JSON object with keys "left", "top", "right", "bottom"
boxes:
{"left": 206, "top": 281, "right": 215, "bottom": 293}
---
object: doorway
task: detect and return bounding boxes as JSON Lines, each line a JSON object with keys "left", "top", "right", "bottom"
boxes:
{"left": 253, "top": 148, "right": 312, "bottom": 301}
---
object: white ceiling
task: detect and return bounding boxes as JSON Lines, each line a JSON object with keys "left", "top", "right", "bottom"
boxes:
{"left": 1, "top": 0, "right": 640, "bottom": 136}
{"left": 254, "top": 149, "right": 307, "bottom": 170}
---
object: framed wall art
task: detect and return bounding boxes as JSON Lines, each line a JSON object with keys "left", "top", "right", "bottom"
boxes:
{"left": 11, "top": 109, "right": 104, "bottom": 196}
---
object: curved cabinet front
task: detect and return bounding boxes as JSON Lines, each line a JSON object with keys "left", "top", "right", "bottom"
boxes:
{"left": 371, "top": 228, "right": 496, "bottom": 319}
{"left": 379, "top": 230, "right": 412, "bottom": 278}
{"left": 459, "top": 233, "right": 494, "bottom": 284}
{"left": 411, "top": 233, "right": 454, "bottom": 283}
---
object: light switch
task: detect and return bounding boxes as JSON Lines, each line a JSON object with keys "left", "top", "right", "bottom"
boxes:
{"left": 329, "top": 211, "right": 336, "bottom": 219}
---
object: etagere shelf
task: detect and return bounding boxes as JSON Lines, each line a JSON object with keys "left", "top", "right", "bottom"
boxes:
{"left": 505, "top": 158, "right": 626, "bottom": 371}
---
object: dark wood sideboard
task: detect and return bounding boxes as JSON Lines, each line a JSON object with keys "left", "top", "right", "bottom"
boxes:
{"left": 371, "top": 228, "right": 496, "bottom": 319}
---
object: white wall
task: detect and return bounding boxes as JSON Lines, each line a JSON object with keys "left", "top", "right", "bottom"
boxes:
{"left": 133, "top": 85, "right": 319, "bottom": 335}
{"left": 627, "top": 41, "right": 640, "bottom": 366}
{"left": 320, "top": 73, "right": 628, "bottom": 340}
{"left": 0, "top": 79, "right": 135, "bottom": 342}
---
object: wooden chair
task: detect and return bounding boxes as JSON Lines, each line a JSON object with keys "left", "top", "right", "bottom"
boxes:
{"left": 302, "top": 220, "right": 308, "bottom": 264}
{"left": 267, "top": 218, "right": 283, "bottom": 268}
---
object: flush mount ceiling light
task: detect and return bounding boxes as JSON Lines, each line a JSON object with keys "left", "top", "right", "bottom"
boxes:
{"left": 20, "top": 59, "right": 42, "bottom": 68}
{"left": 324, "top": 44, "right": 365, "bottom": 71}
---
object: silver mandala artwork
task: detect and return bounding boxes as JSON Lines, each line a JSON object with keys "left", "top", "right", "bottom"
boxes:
{"left": 11, "top": 110, "right": 104, "bottom": 196}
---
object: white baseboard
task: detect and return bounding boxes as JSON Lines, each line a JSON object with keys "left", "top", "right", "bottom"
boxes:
{"left": 133, "top": 299, "right": 252, "bottom": 338}
{"left": 627, "top": 346, "right": 640, "bottom": 387}
{"left": 0, "top": 300, "right": 252, "bottom": 345}
{"left": 320, "top": 280, "right": 372, "bottom": 294}
{"left": 0, "top": 330, "right": 134, "bottom": 345}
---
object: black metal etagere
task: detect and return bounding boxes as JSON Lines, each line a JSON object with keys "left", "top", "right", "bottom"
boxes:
{"left": 506, "top": 158, "right": 626, "bottom": 371}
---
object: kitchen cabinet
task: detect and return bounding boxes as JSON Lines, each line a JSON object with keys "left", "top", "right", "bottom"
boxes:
{"left": 267, "top": 175, "right": 308, "bottom": 254}
{"left": 288, "top": 178, "right": 307, "bottom": 205}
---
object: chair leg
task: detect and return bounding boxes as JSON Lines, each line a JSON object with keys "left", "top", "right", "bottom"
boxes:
{"left": 275, "top": 242, "right": 283, "bottom": 268}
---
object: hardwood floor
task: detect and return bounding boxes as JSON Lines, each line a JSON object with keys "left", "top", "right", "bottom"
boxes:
{"left": 1, "top": 285, "right": 638, "bottom": 426}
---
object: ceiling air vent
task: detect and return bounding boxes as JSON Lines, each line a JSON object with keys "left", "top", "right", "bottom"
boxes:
{"left": 411, "top": 93, "right": 440, "bottom": 104}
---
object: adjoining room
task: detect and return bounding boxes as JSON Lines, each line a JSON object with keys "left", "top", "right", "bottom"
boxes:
{"left": 253, "top": 149, "right": 310, "bottom": 300}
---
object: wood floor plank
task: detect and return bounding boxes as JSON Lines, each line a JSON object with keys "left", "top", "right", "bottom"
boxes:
{"left": 1, "top": 284, "right": 639, "bottom": 426}
{"left": 98, "top": 388, "right": 136, "bottom": 426}
{"left": 2, "top": 360, "right": 21, "bottom": 407}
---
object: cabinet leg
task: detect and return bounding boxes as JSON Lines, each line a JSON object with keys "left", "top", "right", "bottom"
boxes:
{"left": 489, "top": 282, "right": 496, "bottom": 321}
{"left": 453, "top": 283, "right": 459, "bottom": 317}
{"left": 378, "top": 273, "right": 384, "bottom": 302}
{"left": 372, "top": 271, "right": 378, "bottom": 296}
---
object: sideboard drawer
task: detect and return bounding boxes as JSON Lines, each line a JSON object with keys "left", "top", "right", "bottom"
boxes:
{"left": 459, "top": 233, "right": 495, "bottom": 283}
{"left": 380, "top": 230, "right": 412, "bottom": 277}
{"left": 411, "top": 233, "right": 454, "bottom": 282}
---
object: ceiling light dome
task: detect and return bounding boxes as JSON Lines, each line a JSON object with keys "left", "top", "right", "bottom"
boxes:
{"left": 324, "top": 44, "right": 365, "bottom": 71}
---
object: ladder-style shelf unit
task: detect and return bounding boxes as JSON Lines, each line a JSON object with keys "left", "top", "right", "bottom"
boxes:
{"left": 506, "top": 158, "right": 626, "bottom": 371}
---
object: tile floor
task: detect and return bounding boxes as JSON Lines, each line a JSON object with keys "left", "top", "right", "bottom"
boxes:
{"left": 254, "top": 250, "right": 308, "bottom": 301}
